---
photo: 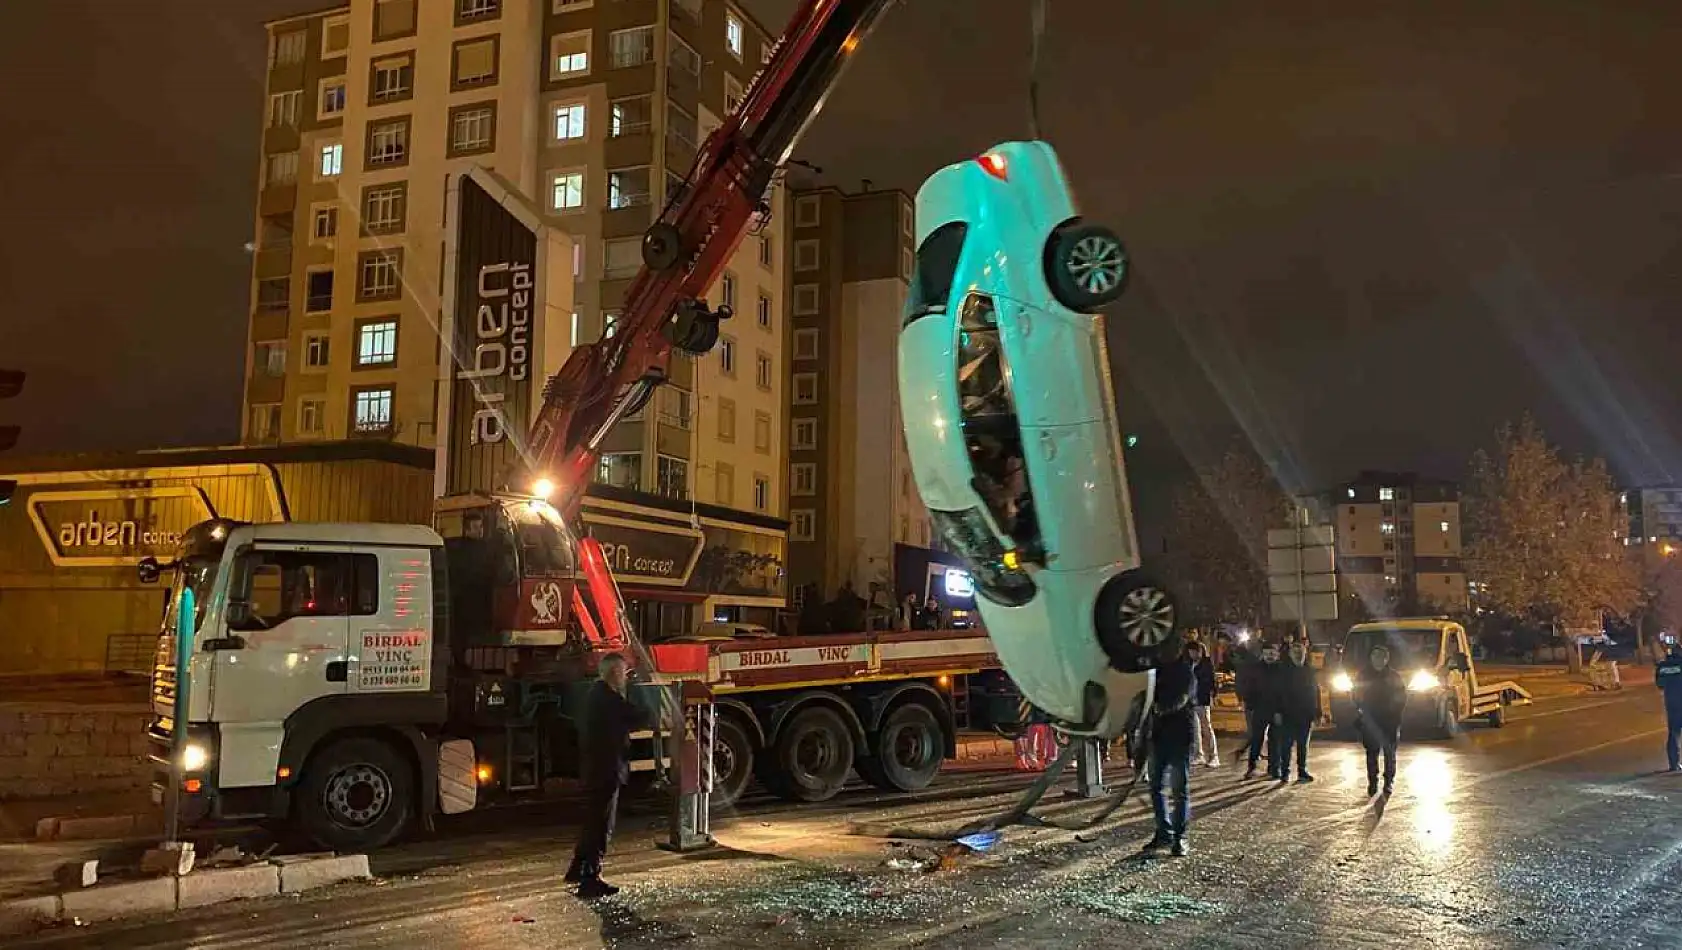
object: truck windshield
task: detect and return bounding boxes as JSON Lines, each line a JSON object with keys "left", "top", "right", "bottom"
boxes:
{"left": 507, "top": 501, "right": 575, "bottom": 577}
{"left": 1344, "top": 628, "right": 1440, "bottom": 668}
{"left": 928, "top": 507, "right": 1036, "bottom": 608}
{"left": 163, "top": 557, "right": 218, "bottom": 634}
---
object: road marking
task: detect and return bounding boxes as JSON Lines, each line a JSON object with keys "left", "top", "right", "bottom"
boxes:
{"left": 1509, "top": 698, "right": 1624, "bottom": 722}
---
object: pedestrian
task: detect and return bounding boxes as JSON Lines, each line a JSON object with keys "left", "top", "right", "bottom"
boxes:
{"left": 566, "top": 653, "right": 645, "bottom": 899}
{"left": 1238, "top": 642, "right": 1283, "bottom": 779}
{"left": 1186, "top": 640, "right": 1220, "bottom": 767}
{"left": 1353, "top": 644, "right": 1407, "bottom": 796}
{"left": 1142, "top": 637, "right": 1197, "bottom": 857}
{"left": 1277, "top": 640, "right": 1320, "bottom": 784}
{"left": 1656, "top": 641, "right": 1682, "bottom": 771}
{"left": 922, "top": 595, "right": 943, "bottom": 630}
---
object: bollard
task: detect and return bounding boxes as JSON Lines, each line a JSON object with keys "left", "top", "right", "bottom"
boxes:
{"left": 659, "top": 681, "right": 716, "bottom": 853}
{"left": 164, "top": 587, "right": 196, "bottom": 846}
{"left": 1071, "top": 736, "right": 1108, "bottom": 799}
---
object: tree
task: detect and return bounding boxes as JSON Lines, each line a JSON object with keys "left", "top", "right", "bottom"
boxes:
{"left": 1465, "top": 417, "right": 1641, "bottom": 670}
{"left": 1162, "top": 443, "right": 1288, "bottom": 628}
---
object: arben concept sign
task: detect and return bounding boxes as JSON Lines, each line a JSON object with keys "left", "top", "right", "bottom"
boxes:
{"left": 27, "top": 487, "right": 215, "bottom": 568}
{"left": 440, "top": 170, "right": 542, "bottom": 496}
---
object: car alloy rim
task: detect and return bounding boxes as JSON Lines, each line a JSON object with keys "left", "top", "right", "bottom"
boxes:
{"left": 324, "top": 763, "right": 391, "bottom": 828}
{"left": 1120, "top": 586, "right": 1174, "bottom": 647}
{"left": 1067, "top": 234, "right": 1126, "bottom": 295}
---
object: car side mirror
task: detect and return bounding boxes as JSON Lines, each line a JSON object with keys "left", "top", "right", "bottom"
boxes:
{"left": 138, "top": 557, "right": 162, "bottom": 585}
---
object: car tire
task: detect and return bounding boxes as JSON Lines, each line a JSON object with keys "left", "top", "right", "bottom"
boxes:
{"left": 859, "top": 703, "right": 946, "bottom": 793}
{"left": 295, "top": 736, "right": 414, "bottom": 853}
{"left": 710, "top": 714, "right": 756, "bottom": 808}
{"left": 1045, "top": 219, "right": 1130, "bottom": 313}
{"left": 1437, "top": 697, "right": 1461, "bottom": 739}
{"left": 766, "top": 706, "right": 856, "bottom": 803}
{"left": 1094, "top": 570, "right": 1178, "bottom": 672}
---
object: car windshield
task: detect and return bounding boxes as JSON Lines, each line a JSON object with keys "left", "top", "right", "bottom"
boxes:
{"left": 1344, "top": 627, "right": 1440, "bottom": 668}
{"left": 928, "top": 507, "right": 1036, "bottom": 607}
{"left": 904, "top": 222, "right": 967, "bottom": 324}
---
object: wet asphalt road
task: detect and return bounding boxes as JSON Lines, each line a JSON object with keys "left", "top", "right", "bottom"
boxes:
{"left": 15, "top": 688, "right": 1682, "bottom": 950}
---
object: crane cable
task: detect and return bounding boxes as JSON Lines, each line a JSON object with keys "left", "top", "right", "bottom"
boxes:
{"left": 1028, "top": 0, "right": 1047, "bottom": 140}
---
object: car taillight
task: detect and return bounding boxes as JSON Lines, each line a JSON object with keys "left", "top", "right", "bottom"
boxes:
{"left": 977, "top": 152, "right": 1008, "bottom": 181}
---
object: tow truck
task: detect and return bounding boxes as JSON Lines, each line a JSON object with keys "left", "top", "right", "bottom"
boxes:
{"left": 1327, "top": 618, "right": 1533, "bottom": 738}
{"left": 141, "top": 0, "right": 1041, "bottom": 852}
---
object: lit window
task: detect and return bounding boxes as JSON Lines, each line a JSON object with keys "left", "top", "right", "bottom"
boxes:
{"left": 550, "top": 31, "right": 590, "bottom": 78}
{"left": 269, "top": 91, "right": 300, "bottom": 128}
{"left": 725, "top": 12, "right": 744, "bottom": 58}
{"left": 793, "top": 372, "right": 817, "bottom": 405}
{"left": 793, "top": 328, "right": 818, "bottom": 360}
{"left": 595, "top": 453, "right": 641, "bottom": 490}
{"left": 608, "top": 167, "right": 651, "bottom": 208}
{"left": 757, "top": 294, "right": 772, "bottom": 329}
{"left": 318, "top": 142, "right": 343, "bottom": 178}
{"left": 791, "top": 463, "right": 816, "bottom": 496}
{"left": 755, "top": 352, "right": 773, "bottom": 390}
{"left": 353, "top": 387, "right": 394, "bottom": 432}
{"left": 553, "top": 103, "right": 586, "bottom": 141}
{"left": 569, "top": 311, "right": 581, "bottom": 347}
{"left": 551, "top": 171, "right": 585, "bottom": 211}
{"left": 603, "top": 311, "right": 620, "bottom": 338}
{"left": 1347, "top": 488, "right": 1356, "bottom": 499}
{"left": 1379, "top": 487, "right": 1395, "bottom": 501}
{"left": 321, "top": 14, "right": 349, "bottom": 57}
{"left": 357, "top": 320, "right": 398, "bottom": 366}
{"left": 610, "top": 26, "right": 653, "bottom": 68}
{"left": 791, "top": 417, "right": 816, "bottom": 450}
{"left": 1381, "top": 522, "right": 1395, "bottom": 535}
{"left": 719, "top": 337, "right": 737, "bottom": 375}
{"left": 1441, "top": 521, "right": 1450, "bottom": 532}
{"left": 367, "top": 119, "right": 409, "bottom": 166}
{"left": 656, "top": 456, "right": 689, "bottom": 500}
{"left": 753, "top": 475, "right": 770, "bottom": 511}
{"left": 318, "top": 80, "right": 346, "bottom": 119}
{"left": 791, "top": 509, "right": 815, "bottom": 541}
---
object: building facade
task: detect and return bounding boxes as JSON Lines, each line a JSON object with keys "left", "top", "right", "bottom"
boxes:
{"left": 783, "top": 183, "right": 933, "bottom": 607}
{"left": 1326, "top": 471, "right": 1468, "bottom": 615}
{"left": 245, "top": 0, "right": 791, "bottom": 632}
{"left": 1625, "top": 486, "right": 1682, "bottom": 549}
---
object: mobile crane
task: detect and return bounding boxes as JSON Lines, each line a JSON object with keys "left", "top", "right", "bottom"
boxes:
{"left": 143, "top": 0, "right": 1041, "bottom": 853}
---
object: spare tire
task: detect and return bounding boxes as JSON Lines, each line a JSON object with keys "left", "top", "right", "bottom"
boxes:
{"left": 1094, "top": 570, "right": 1178, "bottom": 672}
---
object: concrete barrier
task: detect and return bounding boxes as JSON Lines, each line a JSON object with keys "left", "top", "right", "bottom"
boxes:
{"left": 177, "top": 864, "right": 282, "bottom": 909}
{"left": 61, "top": 876, "right": 177, "bottom": 923}
{"left": 277, "top": 853, "right": 371, "bottom": 893}
{"left": 0, "top": 895, "right": 61, "bottom": 937}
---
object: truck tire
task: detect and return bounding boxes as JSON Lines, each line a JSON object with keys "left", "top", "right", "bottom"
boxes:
{"left": 858, "top": 703, "right": 944, "bottom": 793}
{"left": 295, "top": 736, "right": 414, "bottom": 853}
{"left": 1436, "top": 697, "right": 1461, "bottom": 740}
{"left": 1094, "top": 570, "right": 1178, "bottom": 672}
{"left": 711, "top": 715, "right": 755, "bottom": 808}
{"left": 765, "top": 706, "right": 855, "bottom": 803}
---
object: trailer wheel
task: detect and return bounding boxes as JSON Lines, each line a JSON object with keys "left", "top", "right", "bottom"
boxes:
{"left": 295, "top": 736, "right": 414, "bottom": 852}
{"left": 711, "top": 715, "right": 755, "bottom": 808}
{"left": 767, "top": 706, "right": 855, "bottom": 803}
{"left": 859, "top": 703, "right": 944, "bottom": 793}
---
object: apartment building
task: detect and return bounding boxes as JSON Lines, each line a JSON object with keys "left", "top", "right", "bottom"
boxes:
{"left": 246, "top": 0, "right": 791, "bottom": 631}
{"left": 1325, "top": 471, "right": 1468, "bottom": 614}
{"left": 783, "top": 183, "right": 933, "bottom": 605}
{"left": 1625, "top": 486, "right": 1682, "bottom": 549}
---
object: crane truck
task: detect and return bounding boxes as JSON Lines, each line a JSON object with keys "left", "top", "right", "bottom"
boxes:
{"left": 141, "top": 0, "right": 1034, "bottom": 853}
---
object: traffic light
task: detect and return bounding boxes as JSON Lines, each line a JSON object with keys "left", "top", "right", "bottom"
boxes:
{"left": 0, "top": 368, "right": 21, "bottom": 507}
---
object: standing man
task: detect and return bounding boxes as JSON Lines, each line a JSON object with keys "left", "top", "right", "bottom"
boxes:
{"left": 1656, "top": 640, "right": 1682, "bottom": 772}
{"left": 1353, "top": 643, "right": 1407, "bottom": 796}
{"left": 1142, "top": 637, "right": 1197, "bottom": 857}
{"left": 567, "top": 653, "right": 645, "bottom": 899}
{"left": 1277, "top": 641, "right": 1320, "bottom": 784}
{"left": 1239, "top": 642, "right": 1282, "bottom": 779}
{"left": 1186, "top": 640, "right": 1219, "bottom": 768}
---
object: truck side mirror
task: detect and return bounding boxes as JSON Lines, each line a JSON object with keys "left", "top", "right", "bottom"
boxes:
{"left": 226, "top": 600, "right": 254, "bottom": 630}
{"left": 1448, "top": 652, "right": 1469, "bottom": 672}
{"left": 138, "top": 557, "right": 161, "bottom": 585}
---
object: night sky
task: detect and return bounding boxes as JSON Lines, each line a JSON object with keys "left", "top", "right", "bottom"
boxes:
{"left": 4, "top": 1, "right": 1679, "bottom": 505}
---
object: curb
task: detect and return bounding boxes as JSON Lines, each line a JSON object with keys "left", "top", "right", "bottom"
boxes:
{"left": 34, "top": 814, "right": 160, "bottom": 843}
{"left": 0, "top": 853, "right": 371, "bottom": 937}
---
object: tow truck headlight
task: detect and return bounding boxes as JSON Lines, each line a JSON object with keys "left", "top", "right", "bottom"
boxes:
{"left": 181, "top": 743, "right": 210, "bottom": 773}
{"left": 1330, "top": 672, "right": 1353, "bottom": 693}
{"left": 1407, "top": 670, "right": 1440, "bottom": 693}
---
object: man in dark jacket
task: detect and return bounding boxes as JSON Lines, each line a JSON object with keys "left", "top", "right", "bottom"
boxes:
{"left": 1277, "top": 641, "right": 1320, "bottom": 783}
{"left": 1142, "top": 638, "right": 1197, "bottom": 857}
{"left": 1656, "top": 642, "right": 1682, "bottom": 771}
{"left": 1353, "top": 644, "right": 1407, "bottom": 796}
{"left": 1186, "top": 640, "right": 1219, "bottom": 768}
{"left": 1238, "top": 642, "right": 1282, "bottom": 779}
{"left": 567, "top": 653, "right": 645, "bottom": 899}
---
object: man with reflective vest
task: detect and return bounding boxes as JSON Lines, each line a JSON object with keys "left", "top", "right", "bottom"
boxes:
{"left": 1656, "top": 641, "right": 1682, "bottom": 772}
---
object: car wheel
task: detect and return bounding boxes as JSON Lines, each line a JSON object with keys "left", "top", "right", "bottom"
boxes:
{"left": 859, "top": 703, "right": 945, "bottom": 793}
{"left": 1045, "top": 220, "right": 1130, "bottom": 313}
{"left": 1094, "top": 570, "right": 1178, "bottom": 671}
{"left": 768, "top": 706, "right": 856, "bottom": 803}
{"left": 1438, "top": 697, "right": 1461, "bottom": 739}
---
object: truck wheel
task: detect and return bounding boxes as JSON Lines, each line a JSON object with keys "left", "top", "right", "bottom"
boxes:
{"left": 1044, "top": 220, "right": 1130, "bottom": 313}
{"left": 296, "top": 736, "right": 414, "bottom": 853}
{"left": 859, "top": 703, "right": 944, "bottom": 793}
{"left": 1094, "top": 570, "right": 1177, "bottom": 672}
{"left": 1486, "top": 699, "right": 1507, "bottom": 729}
{"left": 767, "top": 707, "right": 855, "bottom": 803}
{"left": 711, "top": 715, "right": 755, "bottom": 808}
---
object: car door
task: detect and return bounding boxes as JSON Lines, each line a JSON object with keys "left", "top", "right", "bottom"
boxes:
{"left": 345, "top": 547, "right": 437, "bottom": 695}
{"left": 209, "top": 546, "right": 352, "bottom": 788}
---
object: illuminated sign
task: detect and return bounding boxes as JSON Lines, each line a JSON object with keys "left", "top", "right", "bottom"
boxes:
{"left": 944, "top": 567, "right": 975, "bottom": 598}
{"left": 27, "top": 487, "right": 215, "bottom": 568}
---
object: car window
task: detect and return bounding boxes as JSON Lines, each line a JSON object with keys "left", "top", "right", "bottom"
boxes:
{"left": 904, "top": 222, "right": 967, "bottom": 324}
{"left": 928, "top": 507, "right": 1036, "bottom": 607}
{"left": 955, "top": 294, "right": 1041, "bottom": 555}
